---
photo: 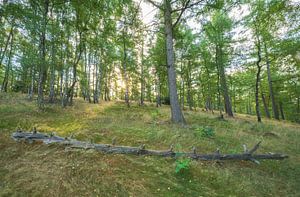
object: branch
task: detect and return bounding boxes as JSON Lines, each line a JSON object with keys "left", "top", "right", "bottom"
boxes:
{"left": 12, "top": 131, "right": 288, "bottom": 163}
{"left": 172, "top": 0, "right": 205, "bottom": 12}
{"left": 172, "top": 0, "right": 205, "bottom": 28}
{"left": 144, "top": 0, "right": 162, "bottom": 10}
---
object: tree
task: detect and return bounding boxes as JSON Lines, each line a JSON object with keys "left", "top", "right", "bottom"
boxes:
{"left": 204, "top": 9, "right": 234, "bottom": 117}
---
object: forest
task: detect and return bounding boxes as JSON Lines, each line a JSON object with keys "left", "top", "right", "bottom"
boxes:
{"left": 0, "top": 0, "right": 300, "bottom": 196}
{"left": 0, "top": 0, "right": 299, "bottom": 123}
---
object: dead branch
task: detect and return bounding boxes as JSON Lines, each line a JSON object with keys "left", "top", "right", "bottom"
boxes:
{"left": 11, "top": 131, "right": 288, "bottom": 163}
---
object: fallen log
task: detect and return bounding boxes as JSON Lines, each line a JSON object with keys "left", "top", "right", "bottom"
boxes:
{"left": 11, "top": 130, "right": 288, "bottom": 163}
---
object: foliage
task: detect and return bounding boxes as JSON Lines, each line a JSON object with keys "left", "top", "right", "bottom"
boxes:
{"left": 194, "top": 126, "right": 215, "bottom": 138}
{"left": 150, "top": 109, "right": 161, "bottom": 120}
{"left": 175, "top": 158, "right": 191, "bottom": 174}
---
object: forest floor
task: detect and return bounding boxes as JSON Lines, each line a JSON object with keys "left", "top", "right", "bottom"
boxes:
{"left": 0, "top": 93, "right": 299, "bottom": 197}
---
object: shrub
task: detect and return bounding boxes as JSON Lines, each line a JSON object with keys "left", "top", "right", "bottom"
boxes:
{"left": 175, "top": 158, "right": 191, "bottom": 174}
{"left": 150, "top": 109, "right": 161, "bottom": 120}
{"left": 194, "top": 126, "right": 215, "bottom": 138}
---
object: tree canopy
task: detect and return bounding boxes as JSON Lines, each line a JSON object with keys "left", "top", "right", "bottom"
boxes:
{"left": 0, "top": 0, "right": 299, "bottom": 123}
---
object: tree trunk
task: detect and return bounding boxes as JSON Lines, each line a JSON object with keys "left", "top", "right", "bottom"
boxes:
{"left": 1, "top": 27, "right": 13, "bottom": 92}
{"left": 49, "top": 66, "right": 55, "bottom": 103}
{"left": 264, "top": 42, "right": 279, "bottom": 120}
{"left": 255, "top": 29, "right": 262, "bottom": 122}
{"left": 140, "top": 40, "right": 145, "bottom": 106}
{"left": 93, "top": 53, "right": 101, "bottom": 104}
{"left": 204, "top": 64, "right": 213, "bottom": 112}
{"left": 37, "top": 0, "right": 49, "bottom": 109}
{"left": 49, "top": 46, "right": 55, "bottom": 104}
{"left": 156, "top": 74, "right": 161, "bottom": 107}
{"left": 49, "top": 8, "right": 56, "bottom": 103}
{"left": 220, "top": 64, "right": 233, "bottom": 117}
{"left": 28, "top": 67, "right": 35, "bottom": 100}
{"left": 261, "top": 92, "right": 271, "bottom": 118}
{"left": 66, "top": 31, "right": 83, "bottom": 106}
{"left": 12, "top": 131, "right": 288, "bottom": 162}
{"left": 297, "top": 96, "right": 300, "bottom": 114}
{"left": 85, "top": 48, "right": 91, "bottom": 103}
{"left": 233, "top": 85, "right": 236, "bottom": 112}
{"left": 0, "top": 25, "right": 13, "bottom": 67}
{"left": 60, "top": 69, "right": 63, "bottom": 100}
{"left": 187, "top": 61, "right": 193, "bottom": 110}
{"left": 180, "top": 69, "right": 185, "bottom": 110}
{"left": 279, "top": 101, "right": 285, "bottom": 120}
{"left": 62, "top": 67, "right": 68, "bottom": 107}
{"left": 217, "top": 44, "right": 233, "bottom": 117}
{"left": 163, "top": 0, "right": 185, "bottom": 124}
{"left": 122, "top": 29, "right": 130, "bottom": 107}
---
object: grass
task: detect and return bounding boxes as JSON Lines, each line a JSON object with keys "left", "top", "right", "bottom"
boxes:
{"left": 0, "top": 93, "right": 299, "bottom": 196}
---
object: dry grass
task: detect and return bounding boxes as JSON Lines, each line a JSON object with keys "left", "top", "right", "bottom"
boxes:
{"left": 0, "top": 93, "right": 299, "bottom": 196}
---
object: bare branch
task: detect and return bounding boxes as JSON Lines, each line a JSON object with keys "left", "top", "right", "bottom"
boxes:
{"left": 172, "top": 0, "right": 205, "bottom": 12}
{"left": 172, "top": 0, "right": 191, "bottom": 28}
{"left": 172, "top": 0, "right": 206, "bottom": 28}
{"left": 12, "top": 131, "right": 289, "bottom": 163}
{"left": 249, "top": 141, "right": 262, "bottom": 154}
{"left": 145, "top": 0, "right": 162, "bottom": 9}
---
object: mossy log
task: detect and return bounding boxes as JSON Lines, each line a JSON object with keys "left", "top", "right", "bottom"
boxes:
{"left": 11, "top": 131, "right": 288, "bottom": 163}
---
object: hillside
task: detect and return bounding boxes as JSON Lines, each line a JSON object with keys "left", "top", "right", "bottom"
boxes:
{"left": 0, "top": 93, "right": 299, "bottom": 196}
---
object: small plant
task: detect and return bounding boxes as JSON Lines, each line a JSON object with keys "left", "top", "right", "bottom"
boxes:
{"left": 175, "top": 158, "right": 191, "bottom": 174}
{"left": 150, "top": 109, "right": 161, "bottom": 120}
{"left": 194, "top": 126, "right": 215, "bottom": 138}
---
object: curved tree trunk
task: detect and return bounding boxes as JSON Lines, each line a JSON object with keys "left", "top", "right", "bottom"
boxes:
{"left": 255, "top": 27, "right": 262, "bottom": 122}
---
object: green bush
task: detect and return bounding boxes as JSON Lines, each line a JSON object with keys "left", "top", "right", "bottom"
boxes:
{"left": 175, "top": 158, "right": 191, "bottom": 174}
{"left": 150, "top": 109, "right": 161, "bottom": 120}
{"left": 194, "top": 126, "right": 215, "bottom": 138}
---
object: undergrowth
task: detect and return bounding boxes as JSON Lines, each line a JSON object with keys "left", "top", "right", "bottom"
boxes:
{"left": 0, "top": 93, "right": 299, "bottom": 196}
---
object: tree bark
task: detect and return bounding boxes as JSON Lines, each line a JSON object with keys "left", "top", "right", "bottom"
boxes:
{"left": 122, "top": 28, "right": 130, "bottom": 107}
{"left": 297, "top": 96, "right": 300, "bottom": 114}
{"left": 37, "top": 0, "right": 49, "bottom": 109}
{"left": 28, "top": 66, "right": 35, "bottom": 100}
{"left": 66, "top": 30, "right": 83, "bottom": 106}
{"left": 156, "top": 73, "right": 161, "bottom": 107}
{"left": 255, "top": 28, "right": 262, "bottom": 122}
{"left": 85, "top": 48, "right": 91, "bottom": 103}
{"left": 49, "top": 66, "right": 55, "bottom": 103}
{"left": 187, "top": 61, "right": 193, "bottom": 110}
{"left": 261, "top": 92, "right": 271, "bottom": 118}
{"left": 12, "top": 131, "right": 288, "bottom": 163}
{"left": 93, "top": 53, "right": 101, "bottom": 104}
{"left": 180, "top": 62, "right": 185, "bottom": 110}
{"left": 140, "top": 40, "right": 145, "bottom": 106}
{"left": 264, "top": 42, "right": 279, "bottom": 120}
{"left": 204, "top": 64, "right": 213, "bottom": 112}
{"left": 164, "top": 0, "right": 185, "bottom": 124}
{"left": 1, "top": 27, "right": 13, "bottom": 92}
{"left": 279, "top": 101, "right": 285, "bottom": 120}
{"left": 217, "top": 44, "right": 233, "bottom": 117}
{"left": 0, "top": 25, "right": 13, "bottom": 68}
{"left": 49, "top": 43, "right": 56, "bottom": 103}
